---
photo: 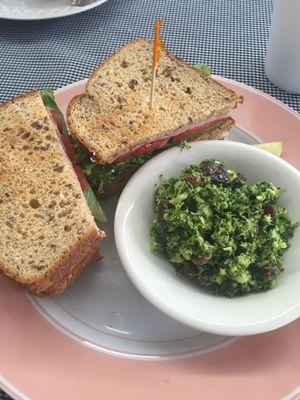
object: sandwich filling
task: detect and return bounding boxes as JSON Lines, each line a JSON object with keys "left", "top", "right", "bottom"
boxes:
{"left": 113, "top": 116, "right": 228, "bottom": 163}
{"left": 74, "top": 117, "right": 232, "bottom": 196}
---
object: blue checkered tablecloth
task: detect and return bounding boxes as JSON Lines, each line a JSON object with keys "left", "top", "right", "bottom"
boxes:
{"left": 0, "top": 0, "right": 300, "bottom": 113}
{"left": 0, "top": 0, "right": 299, "bottom": 399}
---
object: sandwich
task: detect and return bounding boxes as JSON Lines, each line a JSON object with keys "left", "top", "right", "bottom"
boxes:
{"left": 0, "top": 91, "right": 106, "bottom": 296}
{"left": 67, "top": 39, "right": 242, "bottom": 197}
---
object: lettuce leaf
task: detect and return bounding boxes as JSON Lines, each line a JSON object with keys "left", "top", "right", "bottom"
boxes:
{"left": 41, "top": 88, "right": 69, "bottom": 135}
{"left": 195, "top": 64, "right": 211, "bottom": 75}
{"left": 75, "top": 140, "right": 174, "bottom": 195}
{"left": 41, "top": 88, "right": 61, "bottom": 113}
{"left": 84, "top": 187, "right": 107, "bottom": 223}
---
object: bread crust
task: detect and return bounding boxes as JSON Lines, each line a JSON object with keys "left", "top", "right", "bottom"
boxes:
{"left": 27, "top": 229, "right": 103, "bottom": 296}
{"left": 192, "top": 116, "right": 235, "bottom": 141}
{"left": 0, "top": 90, "right": 39, "bottom": 111}
{"left": 67, "top": 94, "right": 94, "bottom": 155}
{"left": 0, "top": 229, "right": 103, "bottom": 296}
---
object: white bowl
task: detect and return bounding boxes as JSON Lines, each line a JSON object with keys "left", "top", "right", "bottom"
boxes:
{"left": 114, "top": 141, "right": 300, "bottom": 336}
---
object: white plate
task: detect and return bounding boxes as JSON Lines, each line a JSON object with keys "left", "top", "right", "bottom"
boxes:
{"left": 28, "top": 79, "right": 258, "bottom": 361}
{"left": 29, "top": 126, "right": 255, "bottom": 360}
{"left": 0, "top": 0, "right": 107, "bottom": 20}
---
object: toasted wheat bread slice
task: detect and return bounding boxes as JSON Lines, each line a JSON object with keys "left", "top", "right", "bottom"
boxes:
{"left": 0, "top": 91, "right": 105, "bottom": 296}
{"left": 67, "top": 39, "right": 242, "bottom": 164}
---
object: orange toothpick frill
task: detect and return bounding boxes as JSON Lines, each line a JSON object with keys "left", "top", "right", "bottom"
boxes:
{"left": 150, "top": 19, "right": 164, "bottom": 110}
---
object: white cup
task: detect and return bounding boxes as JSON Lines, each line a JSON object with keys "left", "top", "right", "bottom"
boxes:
{"left": 265, "top": 0, "right": 300, "bottom": 94}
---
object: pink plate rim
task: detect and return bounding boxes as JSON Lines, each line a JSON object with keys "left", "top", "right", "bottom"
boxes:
{"left": 0, "top": 77, "right": 299, "bottom": 400}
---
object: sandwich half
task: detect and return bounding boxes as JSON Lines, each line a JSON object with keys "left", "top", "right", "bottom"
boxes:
{"left": 67, "top": 38, "right": 242, "bottom": 196}
{"left": 0, "top": 91, "right": 105, "bottom": 296}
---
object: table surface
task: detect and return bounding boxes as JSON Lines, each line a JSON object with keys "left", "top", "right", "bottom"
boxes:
{"left": 0, "top": 0, "right": 299, "bottom": 399}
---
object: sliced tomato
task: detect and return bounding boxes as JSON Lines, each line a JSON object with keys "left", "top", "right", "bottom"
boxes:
{"left": 60, "top": 134, "right": 89, "bottom": 191}
{"left": 113, "top": 119, "right": 226, "bottom": 164}
{"left": 49, "top": 109, "right": 65, "bottom": 132}
{"left": 114, "top": 137, "right": 169, "bottom": 164}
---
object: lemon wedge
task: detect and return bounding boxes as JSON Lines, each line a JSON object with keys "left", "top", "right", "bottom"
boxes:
{"left": 253, "top": 142, "right": 283, "bottom": 157}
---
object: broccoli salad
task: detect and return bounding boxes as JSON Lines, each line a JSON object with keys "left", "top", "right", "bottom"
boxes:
{"left": 150, "top": 160, "right": 296, "bottom": 297}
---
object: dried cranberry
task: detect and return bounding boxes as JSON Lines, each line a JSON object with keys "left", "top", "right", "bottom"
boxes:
{"left": 192, "top": 252, "right": 212, "bottom": 265}
{"left": 157, "top": 200, "right": 167, "bottom": 221}
{"left": 183, "top": 263, "right": 198, "bottom": 276}
{"left": 262, "top": 265, "right": 276, "bottom": 278}
{"left": 204, "top": 162, "right": 230, "bottom": 185}
{"left": 231, "top": 174, "right": 246, "bottom": 188}
{"left": 263, "top": 203, "right": 276, "bottom": 217}
{"left": 189, "top": 276, "right": 212, "bottom": 287}
{"left": 186, "top": 176, "right": 202, "bottom": 187}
